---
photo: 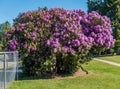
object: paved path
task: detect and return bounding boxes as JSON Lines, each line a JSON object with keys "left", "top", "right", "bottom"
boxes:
{"left": 93, "top": 58, "right": 120, "bottom": 67}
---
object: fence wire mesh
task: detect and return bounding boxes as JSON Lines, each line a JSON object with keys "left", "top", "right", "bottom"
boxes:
{"left": 0, "top": 51, "right": 18, "bottom": 89}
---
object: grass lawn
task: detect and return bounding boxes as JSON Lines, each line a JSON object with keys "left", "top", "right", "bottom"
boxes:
{"left": 98, "top": 55, "right": 120, "bottom": 63}
{"left": 8, "top": 60, "right": 120, "bottom": 89}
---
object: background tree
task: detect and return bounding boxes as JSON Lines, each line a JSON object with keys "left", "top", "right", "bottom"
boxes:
{"left": 38, "top": 6, "right": 48, "bottom": 10}
{"left": 0, "top": 21, "right": 11, "bottom": 50}
{"left": 87, "top": 0, "right": 105, "bottom": 15}
{"left": 87, "top": 0, "right": 120, "bottom": 54}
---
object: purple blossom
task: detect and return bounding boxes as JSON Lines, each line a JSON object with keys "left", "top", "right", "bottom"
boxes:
{"left": 6, "top": 8, "right": 115, "bottom": 57}
{"left": 4, "top": 32, "right": 11, "bottom": 38}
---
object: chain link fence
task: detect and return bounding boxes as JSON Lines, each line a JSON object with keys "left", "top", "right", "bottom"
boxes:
{"left": 0, "top": 51, "right": 18, "bottom": 89}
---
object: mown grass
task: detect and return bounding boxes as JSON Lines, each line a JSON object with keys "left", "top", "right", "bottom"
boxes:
{"left": 98, "top": 55, "right": 120, "bottom": 63}
{"left": 8, "top": 60, "right": 120, "bottom": 89}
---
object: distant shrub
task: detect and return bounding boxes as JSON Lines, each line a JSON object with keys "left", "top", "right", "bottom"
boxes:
{"left": 115, "top": 40, "right": 120, "bottom": 54}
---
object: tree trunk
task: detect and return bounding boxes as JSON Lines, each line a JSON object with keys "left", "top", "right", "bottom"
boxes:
{"left": 56, "top": 53, "right": 63, "bottom": 74}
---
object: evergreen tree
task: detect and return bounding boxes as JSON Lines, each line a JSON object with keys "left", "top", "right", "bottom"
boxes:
{"left": 87, "top": 0, "right": 105, "bottom": 15}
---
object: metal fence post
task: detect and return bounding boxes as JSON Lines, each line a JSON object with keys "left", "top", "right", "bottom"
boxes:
{"left": 15, "top": 52, "right": 18, "bottom": 80}
{"left": 4, "top": 53, "right": 6, "bottom": 89}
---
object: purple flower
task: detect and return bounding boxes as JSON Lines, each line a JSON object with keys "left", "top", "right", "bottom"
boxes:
{"left": 53, "top": 48, "right": 57, "bottom": 53}
{"left": 4, "top": 32, "right": 11, "bottom": 37}
{"left": 46, "top": 40, "right": 51, "bottom": 45}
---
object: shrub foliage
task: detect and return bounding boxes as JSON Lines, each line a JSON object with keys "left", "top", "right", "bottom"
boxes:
{"left": 5, "top": 8, "right": 115, "bottom": 76}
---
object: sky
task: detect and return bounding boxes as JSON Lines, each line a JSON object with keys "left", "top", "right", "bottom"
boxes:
{"left": 0, "top": 0, "right": 88, "bottom": 24}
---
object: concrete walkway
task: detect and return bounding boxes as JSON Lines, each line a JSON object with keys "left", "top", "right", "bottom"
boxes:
{"left": 93, "top": 58, "right": 120, "bottom": 67}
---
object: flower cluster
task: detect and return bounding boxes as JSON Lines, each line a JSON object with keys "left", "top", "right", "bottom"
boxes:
{"left": 5, "top": 9, "right": 115, "bottom": 55}
{"left": 6, "top": 9, "right": 52, "bottom": 52}
{"left": 5, "top": 8, "right": 115, "bottom": 56}
{"left": 82, "top": 11, "right": 115, "bottom": 49}
{"left": 46, "top": 9, "right": 92, "bottom": 54}
{"left": 8, "top": 39, "right": 18, "bottom": 50}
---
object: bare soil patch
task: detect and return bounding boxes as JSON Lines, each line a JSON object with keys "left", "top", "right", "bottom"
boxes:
{"left": 53, "top": 68, "right": 87, "bottom": 79}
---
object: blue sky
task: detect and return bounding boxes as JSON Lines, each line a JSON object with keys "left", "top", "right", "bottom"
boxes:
{"left": 0, "top": 0, "right": 88, "bottom": 24}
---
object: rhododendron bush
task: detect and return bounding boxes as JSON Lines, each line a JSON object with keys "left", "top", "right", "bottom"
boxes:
{"left": 5, "top": 8, "right": 115, "bottom": 76}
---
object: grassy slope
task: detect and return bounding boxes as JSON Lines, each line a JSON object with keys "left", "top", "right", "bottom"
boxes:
{"left": 98, "top": 55, "right": 120, "bottom": 63}
{"left": 8, "top": 60, "right": 120, "bottom": 89}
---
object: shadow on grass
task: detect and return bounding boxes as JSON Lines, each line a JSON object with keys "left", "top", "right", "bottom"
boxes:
{"left": 17, "top": 66, "right": 88, "bottom": 80}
